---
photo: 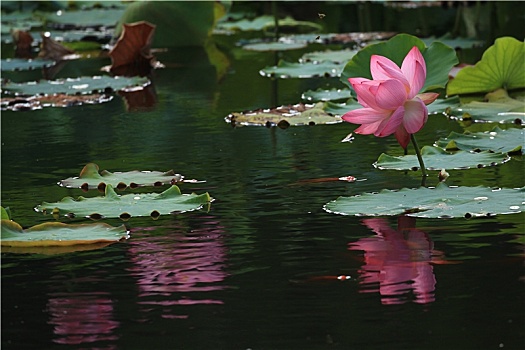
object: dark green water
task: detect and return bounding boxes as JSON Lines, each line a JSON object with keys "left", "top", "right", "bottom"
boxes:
{"left": 2, "top": 40, "right": 524, "bottom": 349}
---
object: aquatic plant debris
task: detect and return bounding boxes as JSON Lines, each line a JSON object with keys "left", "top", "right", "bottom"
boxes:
{"left": 35, "top": 184, "right": 212, "bottom": 220}
{"left": 59, "top": 163, "right": 204, "bottom": 191}
{"left": 324, "top": 183, "right": 524, "bottom": 219}
{"left": 374, "top": 146, "right": 510, "bottom": 171}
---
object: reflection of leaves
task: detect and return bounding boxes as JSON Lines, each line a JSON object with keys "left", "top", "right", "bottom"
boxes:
{"left": 374, "top": 146, "right": 510, "bottom": 171}
{"left": 35, "top": 184, "right": 212, "bottom": 220}
{"left": 435, "top": 127, "right": 524, "bottom": 154}
{"left": 59, "top": 163, "right": 203, "bottom": 191}
{"left": 324, "top": 183, "right": 524, "bottom": 218}
{"left": 1, "top": 220, "right": 129, "bottom": 249}
{"left": 225, "top": 102, "right": 342, "bottom": 127}
{"left": 447, "top": 37, "right": 525, "bottom": 95}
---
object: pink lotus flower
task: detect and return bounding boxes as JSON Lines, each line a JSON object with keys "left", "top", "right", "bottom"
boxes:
{"left": 343, "top": 47, "right": 439, "bottom": 148}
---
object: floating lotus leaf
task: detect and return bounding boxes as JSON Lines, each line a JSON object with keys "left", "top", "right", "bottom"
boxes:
{"left": 301, "top": 88, "right": 352, "bottom": 102}
{"left": 321, "top": 99, "right": 363, "bottom": 116}
{"left": 260, "top": 60, "right": 344, "bottom": 79}
{"left": 300, "top": 49, "right": 359, "bottom": 64}
{"left": 35, "top": 184, "right": 212, "bottom": 220}
{"left": 447, "top": 37, "right": 525, "bottom": 95}
{"left": 427, "top": 96, "right": 461, "bottom": 115}
{"left": 0, "top": 58, "right": 55, "bottom": 71}
{"left": 340, "top": 33, "right": 458, "bottom": 93}
{"left": 1, "top": 76, "right": 150, "bottom": 96}
{"left": 44, "top": 8, "right": 126, "bottom": 28}
{"left": 435, "top": 127, "right": 524, "bottom": 154}
{"left": 446, "top": 89, "right": 525, "bottom": 124}
{"left": 216, "top": 15, "right": 320, "bottom": 33}
{"left": 324, "top": 183, "right": 524, "bottom": 219}
{"left": 225, "top": 102, "right": 342, "bottom": 127}
{"left": 242, "top": 41, "right": 306, "bottom": 52}
{"left": 278, "top": 32, "right": 397, "bottom": 45}
{"left": 1, "top": 220, "right": 129, "bottom": 248}
{"left": 374, "top": 146, "right": 510, "bottom": 171}
{"left": 59, "top": 163, "right": 203, "bottom": 190}
{"left": 1, "top": 93, "right": 113, "bottom": 111}
{"left": 421, "top": 36, "right": 485, "bottom": 49}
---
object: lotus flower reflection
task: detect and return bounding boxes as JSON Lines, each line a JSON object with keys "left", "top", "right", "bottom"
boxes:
{"left": 343, "top": 47, "right": 439, "bottom": 148}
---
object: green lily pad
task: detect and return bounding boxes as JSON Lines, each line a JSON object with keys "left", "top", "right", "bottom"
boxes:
{"left": 1, "top": 76, "right": 150, "bottom": 96}
{"left": 260, "top": 60, "right": 344, "bottom": 79}
{"left": 301, "top": 88, "right": 352, "bottom": 102}
{"left": 427, "top": 96, "right": 461, "bottom": 115}
{"left": 216, "top": 15, "right": 321, "bottom": 33}
{"left": 59, "top": 163, "right": 204, "bottom": 190}
{"left": 324, "top": 183, "right": 524, "bottom": 218}
{"left": 1, "top": 220, "right": 129, "bottom": 247}
{"left": 340, "top": 33, "right": 458, "bottom": 93}
{"left": 421, "top": 35, "right": 485, "bottom": 49}
{"left": 447, "top": 37, "right": 525, "bottom": 95}
{"left": 1, "top": 58, "right": 55, "bottom": 71}
{"left": 278, "top": 32, "right": 397, "bottom": 45}
{"left": 322, "top": 99, "right": 364, "bottom": 116}
{"left": 225, "top": 102, "right": 342, "bottom": 127}
{"left": 242, "top": 41, "right": 307, "bottom": 51}
{"left": 35, "top": 184, "right": 212, "bottom": 220}
{"left": 374, "top": 146, "right": 510, "bottom": 171}
{"left": 447, "top": 89, "right": 525, "bottom": 123}
{"left": 44, "top": 8, "right": 126, "bottom": 28}
{"left": 435, "top": 127, "right": 524, "bottom": 154}
{"left": 301, "top": 49, "right": 359, "bottom": 64}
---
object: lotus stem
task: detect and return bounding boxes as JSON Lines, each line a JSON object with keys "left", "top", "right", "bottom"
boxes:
{"left": 410, "top": 133, "right": 427, "bottom": 179}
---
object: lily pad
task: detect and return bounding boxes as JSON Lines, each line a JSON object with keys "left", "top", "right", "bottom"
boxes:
{"left": 301, "top": 88, "right": 352, "bottom": 102}
{"left": 225, "top": 102, "right": 342, "bottom": 127}
{"left": 260, "top": 60, "right": 344, "bottom": 79}
{"left": 35, "top": 184, "right": 212, "bottom": 220}
{"left": 340, "top": 33, "right": 458, "bottom": 93}
{"left": 278, "top": 32, "right": 397, "bottom": 45}
{"left": 374, "top": 146, "right": 510, "bottom": 171}
{"left": 44, "top": 8, "right": 126, "bottom": 28}
{"left": 427, "top": 96, "right": 461, "bottom": 115}
{"left": 447, "top": 37, "right": 525, "bottom": 95}
{"left": 300, "top": 49, "right": 359, "bottom": 64}
{"left": 0, "top": 58, "right": 55, "bottom": 71}
{"left": 216, "top": 15, "right": 320, "bottom": 33}
{"left": 447, "top": 89, "right": 525, "bottom": 124}
{"left": 1, "top": 220, "right": 129, "bottom": 247}
{"left": 59, "top": 163, "right": 203, "bottom": 191}
{"left": 324, "top": 183, "right": 524, "bottom": 218}
{"left": 242, "top": 41, "right": 307, "bottom": 52}
{"left": 421, "top": 36, "right": 485, "bottom": 49}
{"left": 1, "top": 76, "right": 150, "bottom": 96}
{"left": 435, "top": 127, "right": 524, "bottom": 154}
{"left": 1, "top": 93, "right": 113, "bottom": 111}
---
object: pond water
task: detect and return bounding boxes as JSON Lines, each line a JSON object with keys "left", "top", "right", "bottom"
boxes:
{"left": 2, "top": 37, "right": 524, "bottom": 349}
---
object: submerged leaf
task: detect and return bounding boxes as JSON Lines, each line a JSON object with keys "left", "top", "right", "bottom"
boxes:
{"left": 59, "top": 163, "right": 203, "bottom": 190}
{"left": 447, "top": 37, "right": 525, "bottom": 95}
{"left": 1, "top": 220, "right": 129, "bottom": 248}
{"left": 35, "top": 184, "right": 212, "bottom": 220}
{"left": 374, "top": 146, "right": 510, "bottom": 171}
{"left": 225, "top": 102, "right": 342, "bottom": 127}
{"left": 324, "top": 183, "right": 524, "bottom": 218}
{"left": 435, "top": 127, "right": 524, "bottom": 154}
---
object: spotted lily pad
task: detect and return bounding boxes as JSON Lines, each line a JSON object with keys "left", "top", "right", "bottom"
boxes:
{"left": 435, "top": 127, "right": 524, "bottom": 154}
{"left": 225, "top": 102, "right": 342, "bottom": 127}
{"left": 324, "top": 183, "right": 524, "bottom": 218}
{"left": 374, "top": 146, "right": 510, "bottom": 171}
{"left": 1, "top": 76, "right": 150, "bottom": 96}
{"left": 0, "top": 58, "right": 55, "bottom": 71}
{"left": 260, "top": 60, "right": 344, "bottom": 79}
{"left": 447, "top": 37, "right": 525, "bottom": 95}
{"left": 301, "top": 88, "right": 352, "bottom": 102}
{"left": 1, "top": 220, "right": 129, "bottom": 247}
{"left": 59, "top": 163, "right": 203, "bottom": 191}
{"left": 35, "top": 184, "right": 212, "bottom": 220}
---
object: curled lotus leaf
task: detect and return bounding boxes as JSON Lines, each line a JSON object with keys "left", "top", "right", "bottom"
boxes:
{"left": 1, "top": 220, "right": 129, "bottom": 248}
{"left": 35, "top": 184, "right": 212, "bottom": 220}
{"left": 260, "top": 60, "right": 344, "bottom": 79}
{"left": 1, "top": 75, "right": 150, "bottom": 96}
{"left": 59, "top": 163, "right": 204, "bottom": 190}
{"left": 324, "top": 183, "right": 524, "bottom": 219}
{"left": 301, "top": 88, "right": 352, "bottom": 102}
{"left": 225, "top": 102, "right": 342, "bottom": 127}
{"left": 300, "top": 49, "right": 359, "bottom": 64}
{"left": 0, "top": 58, "right": 55, "bottom": 71}
{"left": 435, "top": 127, "right": 524, "bottom": 154}
{"left": 374, "top": 146, "right": 510, "bottom": 171}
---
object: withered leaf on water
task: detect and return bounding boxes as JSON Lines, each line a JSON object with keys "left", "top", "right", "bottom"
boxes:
{"left": 11, "top": 30, "right": 34, "bottom": 59}
{"left": 38, "top": 33, "right": 76, "bottom": 61}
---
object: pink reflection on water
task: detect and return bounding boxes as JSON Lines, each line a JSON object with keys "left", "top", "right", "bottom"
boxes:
{"left": 47, "top": 292, "right": 119, "bottom": 347}
{"left": 127, "top": 219, "right": 228, "bottom": 308}
{"left": 349, "top": 216, "right": 446, "bottom": 305}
